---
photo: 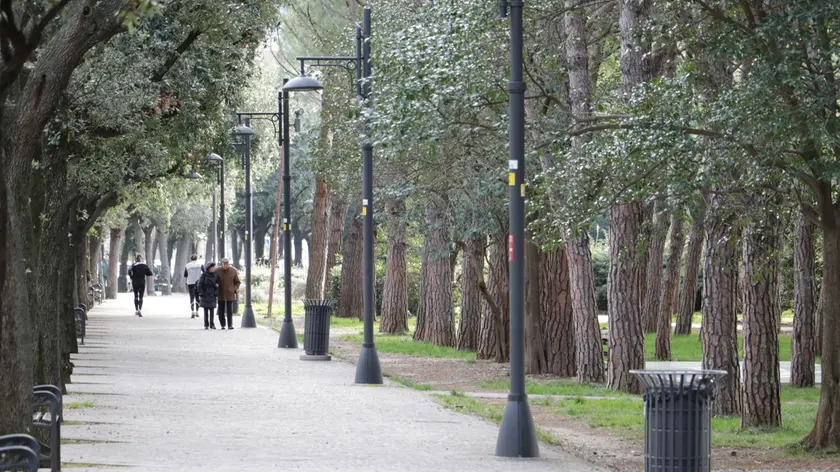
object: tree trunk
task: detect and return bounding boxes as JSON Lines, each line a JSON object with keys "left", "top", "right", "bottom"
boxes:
{"left": 205, "top": 220, "right": 214, "bottom": 262}
{"left": 337, "top": 202, "right": 364, "bottom": 319}
{"left": 171, "top": 236, "right": 191, "bottom": 293}
{"left": 107, "top": 227, "right": 123, "bottom": 299}
{"left": 132, "top": 218, "right": 145, "bottom": 260}
{"left": 413, "top": 242, "right": 430, "bottom": 341}
{"left": 457, "top": 235, "right": 484, "bottom": 350}
{"left": 380, "top": 200, "right": 409, "bottom": 334}
{"left": 815, "top": 280, "right": 825, "bottom": 358}
{"left": 477, "top": 238, "right": 509, "bottom": 362}
{"left": 305, "top": 178, "right": 330, "bottom": 299}
{"left": 230, "top": 230, "right": 241, "bottom": 269}
{"left": 525, "top": 238, "right": 548, "bottom": 374}
{"left": 167, "top": 232, "right": 177, "bottom": 270}
{"left": 676, "top": 205, "right": 705, "bottom": 335}
{"left": 792, "top": 216, "right": 817, "bottom": 388}
{"left": 414, "top": 197, "right": 455, "bottom": 347}
{"left": 292, "top": 221, "right": 303, "bottom": 267}
{"left": 700, "top": 193, "right": 742, "bottom": 416}
{"left": 155, "top": 223, "right": 172, "bottom": 296}
{"left": 255, "top": 226, "right": 267, "bottom": 263}
{"left": 89, "top": 233, "right": 102, "bottom": 281}
{"left": 541, "top": 248, "right": 576, "bottom": 377}
{"left": 741, "top": 209, "right": 782, "bottom": 427}
{"left": 118, "top": 235, "right": 130, "bottom": 293}
{"left": 566, "top": 231, "right": 606, "bottom": 383}
{"left": 655, "top": 215, "right": 685, "bottom": 360}
{"left": 643, "top": 209, "right": 669, "bottom": 333}
{"left": 143, "top": 225, "right": 156, "bottom": 295}
{"left": 324, "top": 193, "right": 348, "bottom": 299}
{"left": 607, "top": 203, "right": 646, "bottom": 394}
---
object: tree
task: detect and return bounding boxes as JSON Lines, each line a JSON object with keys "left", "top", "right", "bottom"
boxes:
{"left": 792, "top": 216, "right": 817, "bottom": 387}
{"left": 380, "top": 200, "right": 409, "bottom": 334}
{"left": 457, "top": 234, "right": 484, "bottom": 350}
{"left": 305, "top": 179, "right": 330, "bottom": 298}
{"left": 337, "top": 201, "right": 363, "bottom": 319}
{"left": 643, "top": 208, "right": 669, "bottom": 333}
{"left": 675, "top": 204, "right": 705, "bottom": 335}
{"left": 414, "top": 196, "right": 455, "bottom": 347}
{"left": 656, "top": 213, "right": 685, "bottom": 360}
{"left": 541, "top": 248, "right": 576, "bottom": 377}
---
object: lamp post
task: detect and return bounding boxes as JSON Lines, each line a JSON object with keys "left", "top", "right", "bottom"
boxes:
{"left": 230, "top": 121, "right": 257, "bottom": 328}
{"left": 496, "top": 0, "right": 538, "bottom": 458}
{"left": 283, "top": 7, "right": 382, "bottom": 385}
{"left": 235, "top": 86, "right": 299, "bottom": 348}
{"left": 203, "top": 153, "right": 224, "bottom": 262}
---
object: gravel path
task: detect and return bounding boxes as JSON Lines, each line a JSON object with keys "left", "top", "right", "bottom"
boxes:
{"left": 62, "top": 293, "right": 605, "bottom": 471}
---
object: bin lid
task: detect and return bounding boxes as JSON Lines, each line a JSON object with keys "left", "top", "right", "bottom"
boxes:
{"left": 630, "top": 370, "right": 727, "bottom": 391}
{"left": 302, "top": 299, "right": 333, "bottom": 307}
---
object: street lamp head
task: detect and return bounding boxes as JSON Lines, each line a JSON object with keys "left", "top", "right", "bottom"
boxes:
{"left": 282, "top": 75, "right": 324, "bottom": 92}
{"left": 203, "top": 153, "right": 223, "bottom": 163}
{"left": 184, "top": 171, "right": 202, "bottom": 180}
{"left": 230, "top": 124, "right": 254, "bottom": 137}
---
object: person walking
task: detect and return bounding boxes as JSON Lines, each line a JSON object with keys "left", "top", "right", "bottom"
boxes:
{"left": 215, "top": 258, "right": 240, "bottom": 330}
{"left": 196, "top": 262, "right": 219, "bottom": 329}
{"left": 184, "top": 254, "right": 204, "bottom": 318}
{"left": 128, "top": 255, "right": 153, "bottom": 317}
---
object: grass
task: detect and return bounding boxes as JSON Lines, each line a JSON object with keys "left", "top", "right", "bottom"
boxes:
{"left": 477, "top": 378, "right": 628, "bottom": 397}
{"left": 66, "top": 401, "right": 95, "bottom": 409}
{"left": 329, "top": 316, "right": 418, "bottom": 332}
{"left": 384, "top": 373, "right": 433, "bottom": 391}
{"left": 645, "top": 333, "right": 802, "bottom": 362}
{"left": 338, "top": 331, "right": 476, "bottom": 360}
{"left": 251, "top": 300, "right": 305, "bottom": 317}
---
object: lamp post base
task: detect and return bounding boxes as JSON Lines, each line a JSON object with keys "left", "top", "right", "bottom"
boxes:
{"left": 354, "top": 344, "right": 382, "bottom": 385}
{"left": 278, "top": 317, "right": 299, "bottom": 348}
{"left": 495, "top": 395, "right": 540, "bottom": 457}
{"left": 240, "top": 306, "right": 257, "bottom": 328}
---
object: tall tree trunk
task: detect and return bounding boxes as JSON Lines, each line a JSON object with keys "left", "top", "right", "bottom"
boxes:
{"left": 656, "top": 215, "right": 685, "bottom": 360}
{"left": 566, "top": 231, "right": 606, "bottom": 383}
{"left": 337, "top": 202, "right": 364, "bottom": 319}
{"left": 89, "top": 233, "right": 102, "bottom": 281}
{"left": 457, "top": 235, "right": 484, "bottom": 350}
{"left": 143, "top": 225, "right": 156, "bottom": 295}
{"left": 700, "top": 193, "right": 742, "bottom": 416}
{"left": 477, "top": 237, "right": 509, "bottom": 362}
{"left": 792, "top": 217, "right": 817, "bottom": 387}
{"left": 155, "top": 222, "right": 172, "bottom": 296}
{"left": 413, "top": 242, "right": 430, "bottom": 341}
{"left": 230, "top": 230, "right": 241, "bottom": 269}
{"left": 171, "top": 236, "right": 191, "bottom": 293}
{"left": 107, "top": 227, "right": 123, "bottom": 299}
{"left": 525, "top": 238, "right": 548, "bottom": 374}
{"left": 380, "top": 200, "right": 409, "bottom": 334}
{"left": 324, "top": 193, "right": 348, "bottom": 299}
{"left": 305, "top": 178, "right": 330, "bottom": 299}
{"left": 607, "top": 203, "right": 646, "bottom": 393}
{"left": 119, "top": 234, "right": 130, "bottom": 293}
{"left": 414, "top": 197, "right": 455, "bottom": 347}
{"left": 132, "top": 218, "right": 145, "bottom": 261}
{"left": 255, "top": 225, "right": 267, "bottom": 263}
{"left": 815, "top": 280, "right": 824, "bottom": 358}
{"left": 676, "top": 204, "right": 705, "bottom": 335}
{"left": 742, "top": 209, "right": 782, "bottom": 427}
{"left": 205, "top": 220, "right": 213, "bottom": 263}
{"left": 292, "top": 221, "right": 303, "bottom": 267}
{"left": 643, "top": 209, "right": 669, "bottom": 333}
{"left": 541, "top": 248, "right": 576, "bottom": 377}
{"left": 167, "top": 232, "right": 177, "bottom": 270}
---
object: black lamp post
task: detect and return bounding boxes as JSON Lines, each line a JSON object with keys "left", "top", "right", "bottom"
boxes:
{"left": 203, "top": 153, "right": 224, "bottom": 261}
{"left": 230, "top": 121, "right": 257, "bottom": 328}
{"left": 496, "top": 0, "right": 538, "bottom": 458}
{"left": 283, "top": 7, "right": 382, "bottom": 385}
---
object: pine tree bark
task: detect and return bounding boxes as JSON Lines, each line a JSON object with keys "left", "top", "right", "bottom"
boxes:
{"left": 414, "top": 197, "right": 455, "bottom": 347}
{"left": 742, "top": 210, "right": 782, "bottom": 427}
{"left": 380, "top": 200, "right": 409, "bottom": 334}
{"left": 566, "top": 231, "right": 606, "bottom": 383}
{"left": 107, "top": 227, "right": 123, "bottom": 299}
{"left": 607, "top": 203, "right": 646, "bottom": 393}
{"left": 155, "top": 222, "right": 172, "bottom": 295}
{"left": 815, "top": 280, "right": 824, "bottom": 358}
{"left": 656, "top": 215, "right": 684, "bottom": 360}
{"left": 337, "top": 201, "right": 364, "bottom": 319}
{"left": 118, "top": 235, "right": 130, "bottom": 293}
{"left": 324, "top": 193, "right": 348, "bottom": 300}
{"left": 478, "top": 238, "right": 509, "bottom": 362}
{"left": 525, "top": 238, "right": 548, "bottom": 374}
{"left": 143, "top": 225, "right": 156, "bottom": 295}
{"left": 792, "top": 217, "right": 817, "bottom": 387}
{"left": 676, "top": 204, "right": 705, "bottom": 335}
{"left": 643, "top": 209, "right": 669, "bottom": 333}
{"left": 541, "top": 248, "right": 576, "bottom": 377}
{"left": 457, "top": 235, "right": 484, "bottom": 350}
{"left": 305, "top": 178, "right": 330, "bottom": 299}
{"left": 700, "top": 193, "right": 742, "bottom": 416}
{"left": 230, "top": 230, "right": 241, "bottom": 269}
{"left": 292, "top": 221, "right": 303, "bottom": 267}
{"left": 171, "top": 236, "right": 191, "bottom": 293}
{"left": 89, "top": 233, "right": 102, "bottom": 281}
{"left": 413, "top": 243, "right": 430, "bottom": 341}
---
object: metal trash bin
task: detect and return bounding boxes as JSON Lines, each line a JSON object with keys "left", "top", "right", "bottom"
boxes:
{"left": 301, "top": 299, "right": 332, "bottom": 361}
{"left": 630, "top": 370, "right": 727, "bottom": 472}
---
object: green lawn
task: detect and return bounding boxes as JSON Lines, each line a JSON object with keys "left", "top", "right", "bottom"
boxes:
{"left": 251, "top": 300, "right": 305, "bottom": 317}
{"left": 477, "top": 378, "right": 629, "bottom": 397}
{"left": 645, "top": 333, "right": 800, "bottom": 362}
{"left": 338, "top": 331, "right": 475, "bottom": 360}
{"left": 329, "top": 316, "right": 418, "bottom": 331}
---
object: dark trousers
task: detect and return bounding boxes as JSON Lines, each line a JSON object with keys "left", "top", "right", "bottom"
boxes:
{"left": 217, "top": 300, "right": 234, "bottom": 327}
{"left": 133, "top": 285, "right": 145, "bottom": 310}
{"left": 203, "top": 308, "right": 215, "bottom": 327}
{"left": 188, "top": 284, "right": 199, "bottom": 312}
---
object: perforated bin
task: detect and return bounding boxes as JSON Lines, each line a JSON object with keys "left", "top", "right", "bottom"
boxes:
{"left": 303, "top": 299, "right": 333, "bottom": 356}
{"left": 630, "top": 370, "right": 727, "bottom": 472}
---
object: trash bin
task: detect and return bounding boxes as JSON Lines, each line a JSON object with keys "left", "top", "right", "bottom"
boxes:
{"left": 301, "top": 300, "right": 332, "bottom": 361}
{"left": 630, "top": 370, "right": 727, "bottom": 472}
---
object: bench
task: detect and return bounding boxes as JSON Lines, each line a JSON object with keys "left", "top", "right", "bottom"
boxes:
{"left": 0, "top": 441, "right": 39, "bottom": 472}
{"left": 89, "top": 283, "right": 104, "bottom": 305}
{"left": 75, "top": 304, "right": 87, "bottom": 346}
{"left": 32, "top": 385, "right": 61, "bottom": 472}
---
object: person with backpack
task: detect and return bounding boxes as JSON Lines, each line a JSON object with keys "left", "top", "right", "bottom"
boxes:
{"left": 196, "top": 262, "right": 219, "bottom": 329}
{"left": 184, "top": 254, "right": 204, "bottom": 318}
{"left": 128, "top": 255, "right": 153, "bottom": 317}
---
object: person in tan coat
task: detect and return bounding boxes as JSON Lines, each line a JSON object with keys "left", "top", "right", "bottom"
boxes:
{"left": 215, "top": 258, "right": 241, "bottom": 329}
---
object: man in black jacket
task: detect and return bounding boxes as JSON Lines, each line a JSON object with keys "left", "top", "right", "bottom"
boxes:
{"left": 128, "top": 255, "right": 153, "bottom": 317}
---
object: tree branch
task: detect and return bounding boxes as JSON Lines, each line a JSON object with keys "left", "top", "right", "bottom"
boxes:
{"left": 150, "top": 28, "right": 201, "bottom": 83}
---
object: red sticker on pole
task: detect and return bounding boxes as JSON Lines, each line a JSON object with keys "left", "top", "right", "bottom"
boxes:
{"left": 508, "top": 234, "right": 514, "bottom": 261}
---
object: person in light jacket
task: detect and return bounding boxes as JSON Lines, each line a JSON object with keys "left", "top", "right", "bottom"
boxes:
{"left": 184, "top": 254, "right": 204, "bottom": 318}
{"left": 196, "top": 262, "right": 219, "bottom": 329}
{"left": 215, "top": 258, "right": 240, "bottom": 330}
